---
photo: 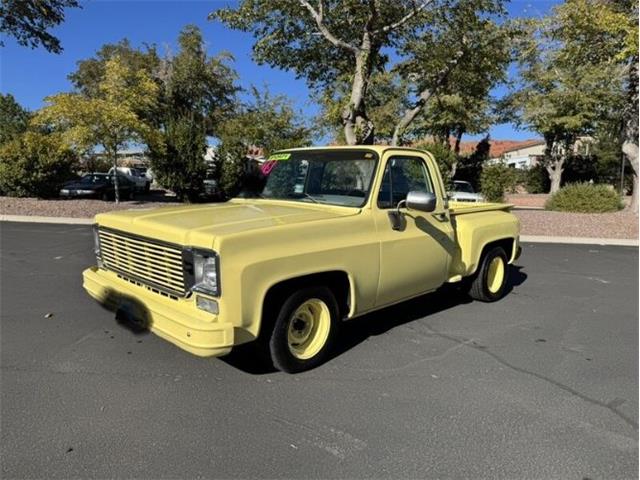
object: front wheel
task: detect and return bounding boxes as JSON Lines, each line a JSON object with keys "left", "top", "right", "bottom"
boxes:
{"left": 269, "top": 286, "right": 339, "bottom": 373}
{"left": 466, "top": 246, "right": 509, "bottom": 302}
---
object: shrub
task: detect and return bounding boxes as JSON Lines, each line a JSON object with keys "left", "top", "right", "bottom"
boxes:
{"left": 418, "top": 142, "right": 457, "bottom": 189}
{"left": 545, "top": 183, "right": 623, "bottom": 213}
{"left": 524, "top": 164, "right": 550, "bottom": 193}
{"left": 480, "top": 163, "right": 518, "bottom": 202}
{"left": 0, "top": 132, "right": 77, "bottom": 198}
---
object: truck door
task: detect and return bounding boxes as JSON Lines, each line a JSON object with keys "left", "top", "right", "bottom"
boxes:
{"left": 372, "top": 153, "right": 455, "bottom": 306}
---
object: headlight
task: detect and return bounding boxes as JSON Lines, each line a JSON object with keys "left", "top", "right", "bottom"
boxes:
{"left": 77, "top": 189, "right": 95, "bottom": 194}
{"left": 60, "top": 189, "right": 69, "bottom": 194}
{"left": 187, "top": 249, "right": 220, "bottom": 296}
{"left": 92, "top": 225, "right": 102, "bottom": 264}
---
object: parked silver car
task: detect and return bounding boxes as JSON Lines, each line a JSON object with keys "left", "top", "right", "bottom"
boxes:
{"left": 449, "top": 180, "right": 485, "bottom": 202}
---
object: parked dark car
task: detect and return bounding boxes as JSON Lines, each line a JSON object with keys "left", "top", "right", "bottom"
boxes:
{"left": 59, "top": 173, "right": 135, "bottom": 201}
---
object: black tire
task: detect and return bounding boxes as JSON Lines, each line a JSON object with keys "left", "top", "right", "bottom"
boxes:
{"left": 268, "top": 286, "right": 340, "bottom": 373}
{"left": 101, "top": 192, "right": 110, "bottom": 202}
{"left": 467, "top": 246, "right": 509, "bottom": 302}
{"left": 144, "top": 182, "right": 151, "bottom": 193}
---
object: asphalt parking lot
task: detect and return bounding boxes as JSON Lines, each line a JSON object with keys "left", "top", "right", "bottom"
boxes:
{"left": 1, "top": 222, "right": 638, "bottom": 479}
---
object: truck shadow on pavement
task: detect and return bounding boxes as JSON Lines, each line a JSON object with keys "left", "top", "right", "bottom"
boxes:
{"left": 223, "top": 264, "right": 528, "bottom": 374}
{"left": 97, "top": 288, "right": 154, "bottom": 335}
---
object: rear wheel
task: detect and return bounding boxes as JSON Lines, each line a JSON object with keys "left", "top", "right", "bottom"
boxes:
{"left": 268, "top": 286, "right": 339, "bottom": 373}
{"left": 467, "top": 246, "right": 509, "bottom": 302}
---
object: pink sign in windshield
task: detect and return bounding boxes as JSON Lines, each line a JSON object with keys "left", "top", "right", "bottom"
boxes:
{"left": 261, "top": 160, "right": 277, "bottom": 175}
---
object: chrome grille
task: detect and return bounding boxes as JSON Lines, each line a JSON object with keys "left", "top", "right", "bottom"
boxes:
{"left": 98, "top": 228, "right": 186, "bottom": 296}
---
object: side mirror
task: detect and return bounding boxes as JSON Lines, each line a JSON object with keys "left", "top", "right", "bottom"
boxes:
{"left": 405, "top": 191, "right": 437, "bottom": 213}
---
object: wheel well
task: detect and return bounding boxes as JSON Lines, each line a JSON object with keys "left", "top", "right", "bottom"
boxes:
{"left": 261, "top": 271, "right": 351, "bottom": 333}
{"left": 480, "top": 238, "right": 515, "bottom": 262}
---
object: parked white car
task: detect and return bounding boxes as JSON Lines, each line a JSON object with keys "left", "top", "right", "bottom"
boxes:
{"left": 133, "top": 165, "right": 154, "bottom": 183}
{"left": 107, "top": 167, "right": 151, "bottom": 192}
{"left": 449, "top": 180, "right": 485, "bottom": 202}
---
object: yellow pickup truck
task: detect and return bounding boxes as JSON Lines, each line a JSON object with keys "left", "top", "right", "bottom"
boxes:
{"left": 83, "top": 146, "right": 520, "bottom": 372}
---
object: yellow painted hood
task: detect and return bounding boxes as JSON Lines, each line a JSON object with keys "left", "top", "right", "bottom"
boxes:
{"left": 95, "top": 199, "right": 358, "bottom": 248}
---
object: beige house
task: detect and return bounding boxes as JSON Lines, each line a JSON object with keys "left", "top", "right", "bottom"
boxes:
{"left": 489, "top": 137, "right": 594, "bottom": 169}
{"left": 489, "top": 140, "right": 546, "bottom": 169}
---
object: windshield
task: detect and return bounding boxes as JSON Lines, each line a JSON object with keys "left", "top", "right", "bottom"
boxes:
{"left": 454, "top": 181, "right": 474, "bottom": 193}
{"left": 80, "top": 174, "right": 109, "bottom": 184}
{"left": 259, "top": 150, "right": 378, "bottom": 207}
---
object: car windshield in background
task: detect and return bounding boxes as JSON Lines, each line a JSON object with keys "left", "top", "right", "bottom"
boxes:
{"left": 80, "top": 174, "right": 109, "bottom": 184}
{"left": 260, "top": 150, "right": 378, "bottom": 207}
{"left": 454, "top": 182, "right": 474, "bottom": 193}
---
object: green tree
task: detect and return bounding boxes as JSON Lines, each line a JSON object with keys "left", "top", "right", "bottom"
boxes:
{"left": 315, "top": 71, "right": 408, "bottom": 144}
{"left": 0, "top": 131, "right": 76, "bottom": 197}
{"left": 211, "top": 0, "right": 437, "bottom": 145}
{"left": 413, "top": 140, "right": 458, "bottom": 186}
{"left": 391, "top": 0, "right": 511, "bottom": 145}
{"left": 0, "top": 93, "right": 30, "bottom": 145}
{"left": 480, "top": 163, "right": 517, "bottom": 203}
{"left": 0, "top": 0, "right": 79, "bottom": 53}
{"left": 552, "top": 0, "right": 638, "bottom": 212}
{"left": 148, "top": 25, "right": 238, "bottom": 201}
{"left": 309, "top": 0, "right": 510, "bottom": 147}
{"left": 509, "top": 0, "right": 636, "bottom": 196}
{"left": 217, "top": 87, "right": 312, "bottom": 196}
{"left": 35, "top": 56, "right": 160, "bottom": 202}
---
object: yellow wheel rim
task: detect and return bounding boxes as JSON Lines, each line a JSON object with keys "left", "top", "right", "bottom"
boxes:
{"left": 287, "top": 298, "right": 331, "bottom": 360}
{"left": 487, "top": 256, "right": 505, "bottom": 294}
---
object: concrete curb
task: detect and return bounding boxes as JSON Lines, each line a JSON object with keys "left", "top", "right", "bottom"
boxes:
{"left": 1, "top": 215, "right": 637, "bottom": 247}
{"left": 0, "top": 215, "right": 93, "bottom": 225}
{"left": 521, "top": 235, "right": 638, "bottom": 247}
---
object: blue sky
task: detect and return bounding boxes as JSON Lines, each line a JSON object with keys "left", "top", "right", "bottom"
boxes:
{"left": 0, "top": 0, "right": 560, "bottom": 143}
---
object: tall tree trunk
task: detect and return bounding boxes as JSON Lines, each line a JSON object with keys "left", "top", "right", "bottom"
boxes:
{"left": 343, "top": 38, "right": 375, "bottom": 145}
{"left": 630, "top": 173, "right": 639, "bottom": 213}
{"left": 391, "top": 88, "right": 435, "bottom": 146}
{"left": 454, "top": 129, "right": 463, "bottom": 156}
{"left": 391, "top": 50, "right": 465, "bottom": 146}
{"left": 547, "top": 163, "right": 563, "bottom": 193}
{"left": 449, "top": 159, "right": 458, "bottom": 181}
{"left": 112, "top": 148, "right": 120, "bottom": 204}
{"left": 622, "top": 59, "right": 639, "bottom": 214}
{"left": 544, "top": 137, "right": 565, "bottom": 194}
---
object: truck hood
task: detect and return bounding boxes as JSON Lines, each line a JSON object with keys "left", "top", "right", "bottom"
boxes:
{"left": 95, "top": 199, "right": 358, "bottom": 247}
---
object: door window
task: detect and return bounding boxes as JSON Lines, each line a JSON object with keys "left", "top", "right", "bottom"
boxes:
{"left": 377, "top": 156, "right": 434, "bottom": 209}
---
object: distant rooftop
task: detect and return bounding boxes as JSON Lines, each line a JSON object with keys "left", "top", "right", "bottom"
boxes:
{"left": 454, "top": 139, "right": 544, "bottom": 158}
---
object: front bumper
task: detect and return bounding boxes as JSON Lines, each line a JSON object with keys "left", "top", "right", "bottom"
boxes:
{"left": 82, "top": 267, "right": 233, "bottom": 357}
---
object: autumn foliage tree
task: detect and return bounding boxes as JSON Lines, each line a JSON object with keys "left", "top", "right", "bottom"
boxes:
{"left": 35, "top": 56, "right": 160, "bottom": 202}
